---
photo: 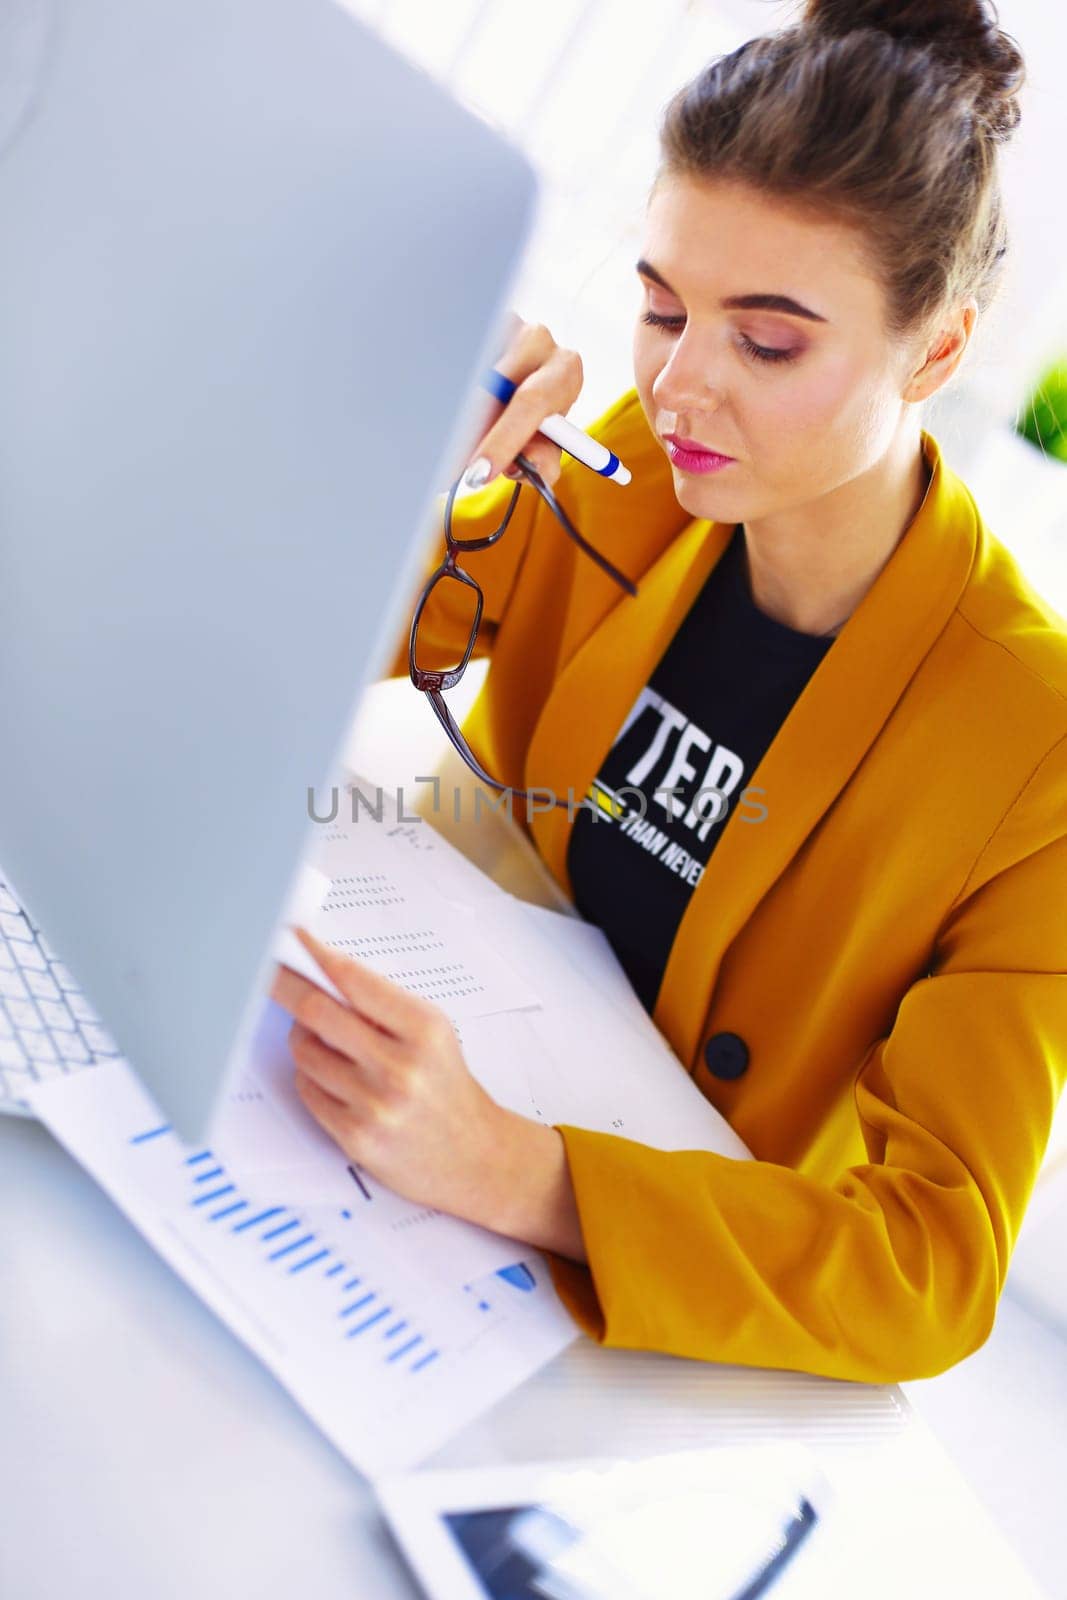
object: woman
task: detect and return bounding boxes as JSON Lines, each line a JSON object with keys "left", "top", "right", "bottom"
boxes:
{"left": 271, "top": 0, "right": 1067, "bottom": 1383}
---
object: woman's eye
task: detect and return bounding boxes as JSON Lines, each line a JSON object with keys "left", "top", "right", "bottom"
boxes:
{"left": 640, "top": 309, "right": 686, "bottom": 334}
{"left": 639, "top": 309, "right": 798, "bottom": 365}
{"left": 738, "top": 332, "right": 798, "bottom": 365}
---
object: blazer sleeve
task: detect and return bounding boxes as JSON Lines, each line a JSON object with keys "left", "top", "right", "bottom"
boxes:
{"left": 544, "top": 730, "right": 1067, "bottom": 1384}
{"left": 378, "top": 476, "right": 542, "bottom": 683}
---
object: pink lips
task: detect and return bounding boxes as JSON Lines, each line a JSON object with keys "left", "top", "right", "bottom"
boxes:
{"left": 662, "top": 434, "right": 736, "bottom": 475}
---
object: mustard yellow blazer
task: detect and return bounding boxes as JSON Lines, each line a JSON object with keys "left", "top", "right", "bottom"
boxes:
{"left": 384, "top": 388, "right": 1067, "bottom": 1384}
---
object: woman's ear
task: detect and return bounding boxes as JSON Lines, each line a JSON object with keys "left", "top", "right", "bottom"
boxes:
{"left": 904, "top": 298, "right": 979, "bottom": 403}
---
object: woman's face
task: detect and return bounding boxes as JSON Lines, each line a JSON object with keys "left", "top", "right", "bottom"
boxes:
{"left": 632, "top": 173, "right": 924, "bottom": 523}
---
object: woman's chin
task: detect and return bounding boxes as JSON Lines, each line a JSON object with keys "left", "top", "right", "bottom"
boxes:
{"left": 672, "top": 472, "right": 744, "bottom": 520}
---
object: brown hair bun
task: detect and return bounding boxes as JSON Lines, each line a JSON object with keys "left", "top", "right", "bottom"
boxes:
{"left": 801, "top": 0, "right": 1025, "bottom": 142}
{"left": 657, "top": 4, "right": 1029, "bottom": 336}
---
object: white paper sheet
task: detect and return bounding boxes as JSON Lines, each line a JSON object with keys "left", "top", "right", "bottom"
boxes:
{"left": 444, "top": 902, "right": 752, "bottom": 1161}
{"left": 22, "top": 770, "right": 753, "bottom": 1477}
{"left": 197, "top": 757, "right": 750, "bottom": 1331}
{"left": 212, "top": 997, "right": 534, "bottom": 1284}
{"left": 300, "top": 786, "right": 750, "bottom": 1161}
{"left": 311, "top": 773, "right": 512, "bottom": 914}
{"left": 516, "top": 902, "right": 660, "bottom": 1030}
{"left": 299, "top": 800, "right": 538, "bottom": 1023}
{"left": 27, "top": 1060, "right": 577, "bottom": 1478}
{"left": 454, "top": 1006, "right": 751, "bottom": 1159}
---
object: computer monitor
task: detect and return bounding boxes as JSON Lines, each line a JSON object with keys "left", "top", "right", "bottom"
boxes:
{"left": 0, "top": 0, "right": 537, "bottom": 1138}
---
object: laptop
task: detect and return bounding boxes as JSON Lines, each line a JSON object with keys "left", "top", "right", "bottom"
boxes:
{"left": 0, "top": 0, "right": 537, "bottom": 1138}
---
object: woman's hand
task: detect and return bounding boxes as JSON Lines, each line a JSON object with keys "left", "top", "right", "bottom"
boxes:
{"left": 268, "top": 927, "right": 587, "bottom": 1260}
{"left": 458, "top": 314, "right": 585, "bottom": 491}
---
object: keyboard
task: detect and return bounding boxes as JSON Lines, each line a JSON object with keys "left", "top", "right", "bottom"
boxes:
{"left": 0, "top": 873, "right": 120, "bottom": 1117}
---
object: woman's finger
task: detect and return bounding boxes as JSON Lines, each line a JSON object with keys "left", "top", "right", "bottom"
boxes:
{"left": 271, "top": 959, "right": 404, "bottom": 1072}
{"left": 506, "top": 437, "right": 564, "bottom": 487}
{"left": 288, "top": 1020, "right": 382, "bottom": 1102}
{"left": 469, "top": 325, "right": 583, "bottom": 484}
{"left": 460, "top": 391, "right": 505, "bottom": 474}
{"left": 294, "top": 1066, "right": 360, "bottom": 1151}
{"left": 293, "top": 927, "right": 439, "bottom": 1038}
{"left": 287, "top": 1003, "right": 399, "bottom": 1094}
{"left": 290, "top": 1027, "right": 349, "bottom": 1095}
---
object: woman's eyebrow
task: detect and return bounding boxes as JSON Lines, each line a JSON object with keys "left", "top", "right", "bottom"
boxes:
{"left": 635, "top": 258, "right": 828, "bottom": 323}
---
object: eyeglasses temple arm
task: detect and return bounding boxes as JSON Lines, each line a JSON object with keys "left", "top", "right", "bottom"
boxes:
{"left": 425, "top": 689, "right": 572, "bottom": 811}
{"left": 515, "top": 454, "right": 638, "bottom": 597}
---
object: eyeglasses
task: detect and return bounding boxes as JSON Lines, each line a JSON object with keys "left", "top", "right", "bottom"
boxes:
{"left": 408, "top": 453, "right": 638, "bottom": 812}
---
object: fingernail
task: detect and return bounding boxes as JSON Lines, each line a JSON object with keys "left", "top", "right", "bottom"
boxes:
{"left": 463, "top": 455, "right": 493, "bottom": 489}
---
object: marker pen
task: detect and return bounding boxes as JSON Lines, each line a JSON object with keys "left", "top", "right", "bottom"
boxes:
{"left": 478, "top": 367, "right": 632, "bottom": 486}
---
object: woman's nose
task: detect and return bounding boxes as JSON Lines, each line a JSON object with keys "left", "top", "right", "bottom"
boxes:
{"left": 651, "top": 333, "right": 726, "bottom": 415}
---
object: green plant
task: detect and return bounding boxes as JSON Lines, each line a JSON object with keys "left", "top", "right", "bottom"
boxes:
{"left": 1016, "top": 359, "right": 1067, "bottom": 463}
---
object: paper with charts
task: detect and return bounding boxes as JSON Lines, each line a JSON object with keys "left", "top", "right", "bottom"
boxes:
{"left": 290, "top": 778, "right": 752, "bottom": 1167}
{"left": 28, "top": 1059, "right": 579, "bottom": 1477}
{"left": 28, "top": 777, "right": 751, "bottom": 1475}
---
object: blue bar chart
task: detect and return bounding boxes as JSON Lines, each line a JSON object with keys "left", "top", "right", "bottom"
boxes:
{"left": 128, "top": 1122, "right": 547, "bottom": 1388}
{"left": 129, "top": 1125, "right": 445, "bottom": 1376}
{"left": 29, "top": 1061, "right": 577, "bottom": 1475}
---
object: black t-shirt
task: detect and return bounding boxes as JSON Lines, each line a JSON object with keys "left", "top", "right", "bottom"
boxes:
{"left": 566, "top": 524, "right": 836, "bottom": 1014}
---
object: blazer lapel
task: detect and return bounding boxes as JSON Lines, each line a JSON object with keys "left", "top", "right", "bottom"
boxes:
{"left": 527, "top": 432, "right": 981, "bottom": 1066}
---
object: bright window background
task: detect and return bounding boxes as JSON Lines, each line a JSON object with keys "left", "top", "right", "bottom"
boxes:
{"left": 343, "top": 0, "right": 787, "bottom": 422}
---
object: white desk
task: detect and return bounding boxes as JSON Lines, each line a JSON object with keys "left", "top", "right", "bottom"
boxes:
{"left": 0, "top": 683, "right": 1051, "bottom": 1599}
